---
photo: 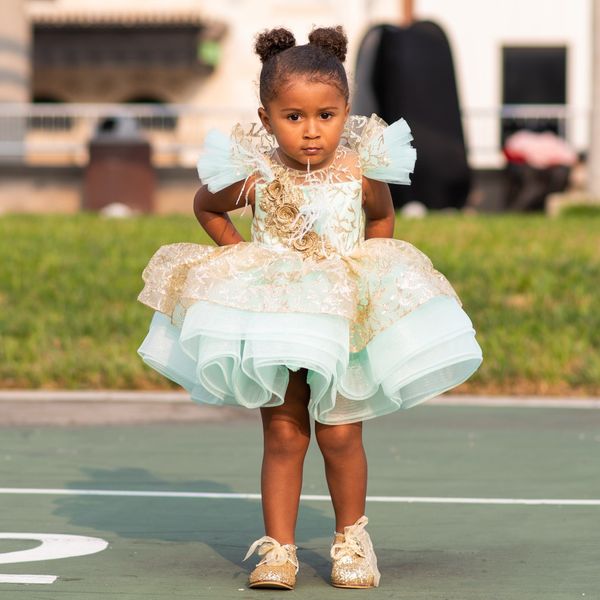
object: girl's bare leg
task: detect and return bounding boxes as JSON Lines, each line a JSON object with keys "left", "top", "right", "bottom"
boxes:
{"left": 259, "top": 369, "right": 311, "bottom": 544}
{"left": 315, "top": 421, "right": 367, "bottom": 532}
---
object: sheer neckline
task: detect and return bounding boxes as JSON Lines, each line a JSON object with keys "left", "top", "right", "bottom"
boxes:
{"left": 264, "top": 146, "right": 361, "bottom": 185}
{"left": 267, "top": 145, "right": 345, "bottom": 176}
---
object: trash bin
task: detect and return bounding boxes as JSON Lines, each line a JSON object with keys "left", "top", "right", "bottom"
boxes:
{"left": 83, "top": 115, "right": 155, "bottom": 213}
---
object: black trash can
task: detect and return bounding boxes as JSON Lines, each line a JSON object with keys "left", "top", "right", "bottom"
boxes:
{"left": 83, "top": 116, "right": 156, "bottom": 213}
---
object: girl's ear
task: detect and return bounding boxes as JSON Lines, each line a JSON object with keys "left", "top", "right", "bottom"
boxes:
{"left": 344, "top": 103, "right": 350, "bottom": 120}
{"left": 258, "top": 107, "right": 273, "bottom": 133}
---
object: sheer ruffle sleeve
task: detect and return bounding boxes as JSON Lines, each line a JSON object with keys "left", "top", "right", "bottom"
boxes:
{"left": 196, "top": 124, "right": 275, "bottom": 193}
{"left": 343, "top": 114, "right": 417, "bottom": 185}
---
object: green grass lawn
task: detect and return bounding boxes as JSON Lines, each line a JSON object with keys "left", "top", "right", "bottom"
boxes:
{"left": 1, "top": 213, "right": 598, "bottom": 394}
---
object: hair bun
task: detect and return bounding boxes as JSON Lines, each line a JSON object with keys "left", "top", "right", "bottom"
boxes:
{"left": 255, "top": 28, "right": 296, "bottom": 63}
{"left": 308, "top": 26, "right": 347, "bottom": 62}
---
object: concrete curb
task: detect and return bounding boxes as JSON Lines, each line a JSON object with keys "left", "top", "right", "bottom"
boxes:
{"left": 0, "top": 390, "right": 599, "bottom": 408}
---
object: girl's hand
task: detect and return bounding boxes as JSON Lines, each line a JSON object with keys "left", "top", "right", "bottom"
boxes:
{"left": 193, "top": 176, "right": 256, "bottom": 246}
{"left": 362, "top": 176, "right": 395, "bottom": 239}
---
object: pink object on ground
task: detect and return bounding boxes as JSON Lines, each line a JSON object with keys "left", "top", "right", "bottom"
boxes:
{"left": 504, "top": 131, "right": 577, "bottom": 169}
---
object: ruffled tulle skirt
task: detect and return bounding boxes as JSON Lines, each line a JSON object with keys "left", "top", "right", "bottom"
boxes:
{"left": 137, "top": 239, "right": 482, "bottom": 424}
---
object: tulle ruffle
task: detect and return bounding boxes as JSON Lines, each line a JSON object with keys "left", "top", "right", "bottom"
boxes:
{"left": 357, "top": 116, "right": 417, "bottom": 184}
{"left": 138, "top": 294, "right": 482, "bottom": 424}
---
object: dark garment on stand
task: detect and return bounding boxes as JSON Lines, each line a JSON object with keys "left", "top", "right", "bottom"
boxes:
{"left": 354, "top": 21, "right": 471, "bottom": 210}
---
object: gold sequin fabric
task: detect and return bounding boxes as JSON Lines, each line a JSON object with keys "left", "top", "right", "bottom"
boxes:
{"left": 244, "top": 537, "right": 298, "bottom": 590}
{"left": 330, "top": 516, "right": 380, "bottom": 588}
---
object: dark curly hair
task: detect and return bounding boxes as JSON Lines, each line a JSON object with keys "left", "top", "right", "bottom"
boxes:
{"left": 254, "top": 26, "right": 349, "bottom": 106}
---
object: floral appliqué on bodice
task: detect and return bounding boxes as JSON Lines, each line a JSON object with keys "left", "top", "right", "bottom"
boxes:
{"left": 251, "top": 146, "right": 365, "bottom": 261}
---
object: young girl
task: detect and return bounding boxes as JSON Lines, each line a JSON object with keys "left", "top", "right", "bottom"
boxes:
{"left": 137, "top": 26, "right": 482, "bottom": 590}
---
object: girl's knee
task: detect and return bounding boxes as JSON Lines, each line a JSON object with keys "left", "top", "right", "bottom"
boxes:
{"left": 264, "top": 420, "right": 311, "bottom": 458}
{"left": 316, "top": 424, "right": 363, "bottom": 459}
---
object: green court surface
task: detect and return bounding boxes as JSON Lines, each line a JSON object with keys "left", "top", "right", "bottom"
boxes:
{"left": 0, "top": 405, "right": 599, "bottom": 599}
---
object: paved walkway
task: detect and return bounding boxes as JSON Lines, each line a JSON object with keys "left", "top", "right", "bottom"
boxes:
{"left": 1, "top": 403, "right": 599, "bottom": 599}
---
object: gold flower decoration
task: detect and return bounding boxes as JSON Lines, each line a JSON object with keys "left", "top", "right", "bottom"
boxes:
{"left": 265, "top": 179, "right": 284, "bottom": 205}
{"left": 259, "top": 176, "right": 333, "bottom": 261}
{"left": 273, "top": 204, "right": 300, "bottom": 231}
{"left": 292, "top": 231, "right": 319, "bottom": 253}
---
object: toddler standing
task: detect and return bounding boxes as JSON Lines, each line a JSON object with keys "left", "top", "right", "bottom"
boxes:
{"left": 137, "top": 25, "right": 482, "bottom": 590}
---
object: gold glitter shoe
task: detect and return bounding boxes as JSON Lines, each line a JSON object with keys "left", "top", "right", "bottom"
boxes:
{"left": 330, "top": 515, "right": 381, "bottom": 588}
{"left": 243, "top": 535, "right": 299, "bottom": 590}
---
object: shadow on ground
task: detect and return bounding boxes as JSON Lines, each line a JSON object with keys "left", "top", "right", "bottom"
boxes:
{"left": 53, "top": 467, "right": 334, "bottom": 581}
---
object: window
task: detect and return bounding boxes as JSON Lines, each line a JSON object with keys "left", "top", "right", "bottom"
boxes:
{"left": 501, "top": 46, "right": 567, "bottom": 142}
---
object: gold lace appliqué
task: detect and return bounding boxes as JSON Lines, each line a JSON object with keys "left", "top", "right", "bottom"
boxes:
{"left": 259, "top": 177, "right": 334, "bottom": 261}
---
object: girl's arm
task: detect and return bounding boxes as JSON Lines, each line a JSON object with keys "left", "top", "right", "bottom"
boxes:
{"left": 193, "top": 177, "right": 256, "bottom": 246}
{"left": 362, "top": 176, "right": 396, "bottom": 239}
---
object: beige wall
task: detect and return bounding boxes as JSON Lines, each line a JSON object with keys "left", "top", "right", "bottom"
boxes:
{"left": 1, "top": 0, "right": 30, "bottom": 102}
{"left": 0, "top": 166, "right": 199, "bottom": 215}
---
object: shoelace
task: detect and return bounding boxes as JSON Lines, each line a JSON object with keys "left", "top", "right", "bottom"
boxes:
{"left": 243, "top": 536, "right": 299, "bottom": 573}
{"left": 330, "top": 515, "right": 381, "bottom": 587}
{"left": 330, "top": 515, "right": 369, "bottom": 560}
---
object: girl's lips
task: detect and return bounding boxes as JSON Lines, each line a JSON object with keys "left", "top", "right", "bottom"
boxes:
{"left": 302, "top": 148, "right": 321, "bottom": 154}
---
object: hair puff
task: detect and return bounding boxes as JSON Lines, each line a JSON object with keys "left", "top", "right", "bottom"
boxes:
{"left": 308, "top": 26, "right": 348, "bottom": 63}
{"left": 255, "top": 28, "right": 296, "bottom": 63}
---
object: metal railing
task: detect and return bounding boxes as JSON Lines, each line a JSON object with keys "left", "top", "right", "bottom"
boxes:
{"left": 0, "top": 103, "right": 590, "bottom": 168}
{"left": 0, "top": 103, "right": 255, "bottom": 167}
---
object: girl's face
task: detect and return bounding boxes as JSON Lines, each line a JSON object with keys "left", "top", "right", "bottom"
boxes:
{"left": 258, "top": 76, "right": 349, "bottom": 171}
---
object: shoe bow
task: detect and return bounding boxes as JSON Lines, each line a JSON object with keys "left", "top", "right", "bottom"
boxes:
{"left": 243, "top": 536, "right": 299, "bottom": 573}
{"left": 330, "top": 515, "right": 370, "bottom": 560}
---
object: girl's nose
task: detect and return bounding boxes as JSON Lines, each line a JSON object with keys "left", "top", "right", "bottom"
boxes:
{"left": 303, "top": 120, "right": 320, "bottom": 139}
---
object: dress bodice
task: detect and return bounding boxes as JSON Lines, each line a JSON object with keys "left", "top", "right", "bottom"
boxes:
{"left": 252, "top": 180, "right": 364, "bottom": 259}
{"left": 251, "top": 147, "right": 365, "bottom": 260}
{"left": 196, "top": 113, "right": 417, "bottom": 261}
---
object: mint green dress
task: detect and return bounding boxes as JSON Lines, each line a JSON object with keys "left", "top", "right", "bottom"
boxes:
{"left": 137, "top": 114, "right": 483, "bottom": 424}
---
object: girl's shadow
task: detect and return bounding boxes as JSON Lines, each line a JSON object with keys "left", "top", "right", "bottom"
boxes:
{"left": 53, "top": 467, "right": 333, "bottom": 580}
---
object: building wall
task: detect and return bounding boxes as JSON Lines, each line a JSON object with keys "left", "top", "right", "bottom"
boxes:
{"left": 413, "top": 0, "right": 592, "bottom": 165}
{"left": 0, "top": 0, "right": 30, "bottom": 102}
{"left": 19, "top": 0, "right": 594, "bottom": 175}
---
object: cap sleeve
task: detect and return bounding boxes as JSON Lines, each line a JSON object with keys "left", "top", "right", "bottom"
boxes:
{"left": 343, "top": 114, "right": 417, "bottom": 185}
{"left": 196, "top": 123, "right": 275, "bottom": 193}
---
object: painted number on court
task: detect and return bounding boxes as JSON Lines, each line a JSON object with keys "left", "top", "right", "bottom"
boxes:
{"left": 0, "top": 533, "right": 108, "bottom": 584}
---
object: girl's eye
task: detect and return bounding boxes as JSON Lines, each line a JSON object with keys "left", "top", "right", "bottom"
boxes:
{"left": 287, "top": 114, "right": 301, "bottom": 121}
{"left": 320, "top": 112, "right": 333, "bottom": 120}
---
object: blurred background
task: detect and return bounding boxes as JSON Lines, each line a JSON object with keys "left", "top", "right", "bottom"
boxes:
{"left": 0, "top": 0, "right": 598, "bottom": 394}
{"left": 2, "top": 0, "right": 599, "bottom": 214}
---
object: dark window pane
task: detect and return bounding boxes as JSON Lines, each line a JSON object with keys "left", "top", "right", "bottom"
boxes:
{"left": 501, "top": 46, "right": 567, "bottom": 143}
{"left": 503, "top": 46, "right": 567, "bottom": 104}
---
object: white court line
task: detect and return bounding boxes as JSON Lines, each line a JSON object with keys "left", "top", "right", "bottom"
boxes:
{"left": 0, "top": 575, "right": 57, "bottom": 584}
{"left": 0, "top": 488, "right": 599, "bottom": 506}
